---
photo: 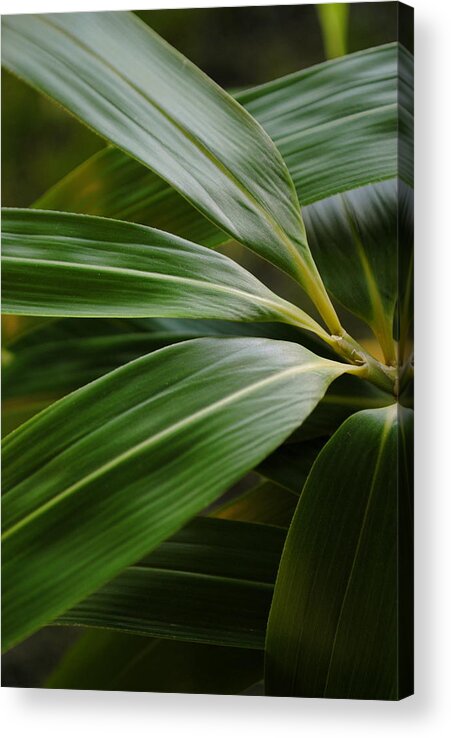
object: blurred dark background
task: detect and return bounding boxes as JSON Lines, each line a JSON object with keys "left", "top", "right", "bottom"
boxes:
{"left": 2, "top": 2, "right": 402, "bottom": 689}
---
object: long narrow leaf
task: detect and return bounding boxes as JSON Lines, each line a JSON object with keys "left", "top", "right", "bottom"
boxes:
{"left": 2, "top": 11, "right": 333, "bottom": 314}
{"left": 2, "top": 319, "right": 391, "bottom": 439}
{"left": 1, "top": 318, "right": 314, "bottom": 395}
{"left": 57, "top": 517, "right": 284, "bottom": 649}
{"left": 2, "top": 337, "right": 354, "bottom": 650}
{"left": 0, "top": 317, "right": 331, "bottom": 433}
{"left": 1, "top": 208, "right": 323, "bottom": 336}
{"left": 265, "top": 405, "right": 413, "bottom": 699}
{"left": 35, "top": 43, "right": 410, "bottom": 228}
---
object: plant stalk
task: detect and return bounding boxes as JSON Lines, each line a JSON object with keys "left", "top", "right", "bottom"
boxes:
{"left": 327, "top": 330, "right": 397, "bottom": 394}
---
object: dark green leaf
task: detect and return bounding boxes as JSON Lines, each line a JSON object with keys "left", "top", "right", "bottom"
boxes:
{"left": 2, "top": 337, "right": 353, "bottom": 651}
{"left": 57, "top": 517, "right": 284, "bottom": 649}
{"left": 1, "top": 317, "right": 331, "bottom": 433}
{"left": 289, "top": 372, "right": 394, "bottom": 442}
{"left": 265, "top": 405, "right": 413, "bottom": 699}
{"left": 46, "top": 631, "right": 263, "bottom": 694}
{"left": 213, "top": 481, "right": 297, "bottom": 530}
{"left": 257, "top": 438, "right": 326, "bottom": 494}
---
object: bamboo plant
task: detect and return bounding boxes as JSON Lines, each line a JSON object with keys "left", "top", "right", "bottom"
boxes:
{"left": 1, "top": 11, "right": 413, "bottom": 699}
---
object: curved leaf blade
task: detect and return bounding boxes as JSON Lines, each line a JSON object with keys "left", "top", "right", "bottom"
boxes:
{"left": 2, "top": 320, "right": 391, "bottom": 440}
{"left": 2, "top": 11, "right": 325, "bottom": 297}
{"left": 1, "top": 208, "right": 320, "bottom": 335}
{"left": 1, "top": 317, "right": 331, "bottom": 433}
{"left": 35, "top": 44, "right": 409, "bottom": 228}
{"left": 265, "top": 405, "right": 413, "bottom": 699}
{"left": 2, "top": 337, "right": 351, "bottom": 651}
{"left": 57, "top": 517, "right": 284, "bottom": 649}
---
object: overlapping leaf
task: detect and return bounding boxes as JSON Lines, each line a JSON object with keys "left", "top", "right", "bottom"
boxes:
{"left": 265, "top": 405, "right": 413, "bottom": 699}
{"left": 2, "top": 209, "right": 323, "bottom": 338}
{"left": 57, "top": 517, "right": 284, "bottom": 649}
{"left": 2, "top": 317, "right": 392, "bottom": 438}
{"left": 2, "top": 10, "right": 335, "bottom": 318}
{"left": 304, "top": 181, "right": 398, "bottom": 362}
{"left": 16, "top": 32, "right": 412, "bottom": 338}
{"left": 34, "top": 43, "right": 409, "bottom": 228}
{"left": 2, "top": 337, "right": 354, "bottom": 651}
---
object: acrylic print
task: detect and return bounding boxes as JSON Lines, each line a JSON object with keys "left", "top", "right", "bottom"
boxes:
{"left": 1, "top": 2, "right": 413, "bottom": 699}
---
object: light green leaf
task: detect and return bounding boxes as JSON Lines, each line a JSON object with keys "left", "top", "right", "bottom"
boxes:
{"left": 57, "top": 517, "right": 284, "bottom": 649}
{"left": 46, "top": 631, "right": 263, "bottom": 694}
{"left": 2, "top": 337, "right": 353, "bottom": 651}
{"left": 317, "top": 3, "right": 349, "bottom": 59}
{"left": 34, "top": 43, "right": 410, "bottom": 234}
{"left": 1, "top": 208, "right": 322, "bottom": 336}
{"left": 2, "top": 11, "right": 334, "bottom": 319}
{"left": 265, "top": 405, "right": 413, "bottom": 699}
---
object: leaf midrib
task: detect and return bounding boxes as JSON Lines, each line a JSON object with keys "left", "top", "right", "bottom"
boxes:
{"left": 16, "top": 15, "right": 307, "bottom": 272}
{"left": 2, "top": 254, "right": 289, "bottom": 316}
{"left": 3, "top": 359, "right": 339, "bottom": 541}
{"left": 77, "top": 565, "right": 276, "bottom": 590}
{"left": 322, "top": 408, "right": 396, "bottom": 695}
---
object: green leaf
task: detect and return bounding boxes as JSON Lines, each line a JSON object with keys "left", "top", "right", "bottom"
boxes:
{"left": 46, "top": 631, "right": 263, "bottom": 694}
{"left": 256, "top": 438, "right": 326, "bottom": 494}
{"left": 213, "top": 481, "right": 298, "bottom": 530}
{"left": 304, "top": 181, "right": 399, "bottom": 362}
{"left": 398, "top": 181, "right": 414, "bottom": 365}
{"left": 1, "top": 208, "right": 322, "bottom": 335}
{"left": 2, "top": 336, "right": 353, "bottom": 651}
{"left": 1, "top": 317, "right": 331, "bottom": 433}
{"left": 289, "top": 372, "right": 394, "bottom": 442}
{"left": 265, "top": 405, "right": 413, "bottom": 699}
{"left": 57, "top": 517, "right": 284, "bottom": 649}
{"left": 317, "top": 3, "right": 349, "bottom": 59}
{"left": 3, "top": 324, "right": 389, "bottom": 440}
{"left": 2, "top": 11, "right": 333, "bottom": 317}
{"left": 2, "top": 323, "right": 189, "bottom": 402}
{"left": 34, "top": 43, "right": 409, "bottom": 229}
